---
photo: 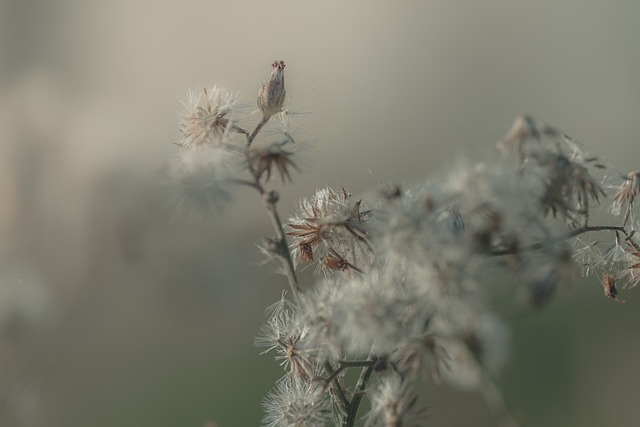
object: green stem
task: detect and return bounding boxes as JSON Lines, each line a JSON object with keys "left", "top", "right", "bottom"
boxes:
{"left": 344, "top": 358, "right": 377, "bottom": 427}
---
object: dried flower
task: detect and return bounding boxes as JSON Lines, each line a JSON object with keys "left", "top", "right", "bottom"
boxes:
{"left": 611, "top": 171, "right": 640, "bottom": 225}
{"left": 618, "top": 251, "right": 640, "bottom": 289}
{"left": 258, "top": 60, "right": 287, "bottom": 120}
{"left": 178, "top": 86, "right": 246, "bottom": 148}
{"left": 261, "top": 375, "right": 332, "bottom": 427}
{"left": 365, "top": 374, "right": 428, "bottom": 427}
{"left": 535, "top": 152, "right": 605, "bottom": 224}
{"left": 287, "top": 187, "right": 371, "bottom": 271}
{"left": 256, "top": 296, "right": 315, "bottom": 379}
{"left": 249, "top": 142, "right": 300, "bottom": 183}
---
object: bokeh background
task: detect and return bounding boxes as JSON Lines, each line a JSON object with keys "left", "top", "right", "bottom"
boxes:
{"left": 2, "top": 1, "right": 640, "bottom": 426}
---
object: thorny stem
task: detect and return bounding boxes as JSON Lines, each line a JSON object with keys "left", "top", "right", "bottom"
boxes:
{"left": 491, "top": 225, "right": 633, "bottom": 256}
{"left": 244, "top": 121, "right": 301, "bottom": 299}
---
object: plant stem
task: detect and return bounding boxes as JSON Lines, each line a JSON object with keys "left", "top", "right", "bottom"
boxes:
{"left": 491, "top": 225, "right": 628, "bottom": 256}
{"left": 344, "top": 357, "right": 377, "bottom": 427}
{"left": 247, "top": 115, "right": 270, "bottom": 147}
{"left": 243, "top": 121, "right": 301, "bottom": 298}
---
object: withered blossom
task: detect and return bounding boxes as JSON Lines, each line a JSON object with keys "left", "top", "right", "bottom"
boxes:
{"left": 287, "top": 187, "right": 371, "bottom": 271}
{"left": 612, "top": 171, "right": 640, "bottom": 225}
{"left": 618, "top": 251, "right": 640, "bottom": 289}
{"left": 178, "top": 86, "right": 246, "bottom": 148}
{"left": 537, "top": 152, "right": 605, "bottom": 224}
{"left": 261, "top": 375, "right": 331, "bottom": 427}
{"left": 255, "top": 297, "right": 315, "bottom": 379}
{"left": 365, "top": 374, "right": 428, "bottom": 427}
{"left": 248, "top": 142, "right": 300, "bottom": 183}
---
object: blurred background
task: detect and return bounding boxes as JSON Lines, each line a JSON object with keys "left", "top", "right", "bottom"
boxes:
{"left": 2, "top": 1, "right": 640, "bottom": 426}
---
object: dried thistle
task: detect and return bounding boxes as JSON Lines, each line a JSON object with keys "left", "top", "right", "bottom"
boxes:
{"left": 612, "top": 171, "right": 640, "bottom": 226}
{"left": 178, "top": 86, "right": 246, "bottom": 148}
{"left": 365, "top": 374, "right": 428, "bottom": 427}
{"left": 537, "top": 152, "right": 605, "bottom": 224}
{"left": 287, "top": 187, "right": 371, "bottom": 271}
{"left": 248, "top": 142, "right": 300, "bottom": 183}
{"left": 255, "top": 296, "right": 316, "bottom": 380}
{"left": 618, "top": 251, "right": 640, "bottom": 289}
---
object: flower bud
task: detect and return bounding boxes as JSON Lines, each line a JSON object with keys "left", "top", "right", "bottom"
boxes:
{"left": 257, "top": 60, "right": 286, "bottom": 119}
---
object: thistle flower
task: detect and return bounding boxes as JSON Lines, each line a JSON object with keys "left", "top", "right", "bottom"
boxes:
{"left": 534, "top": 152, "right": 605, "bottom": 224}
{"left": 365, "top": 374, "right": 428, "bottom": 427}
{"left": 249, "top": 142, "right": 300, "bottom": 183}
{"left": 258, "top": 60, "right": 286, "bottom": 120}
{"left": 611, "top": 171, "right": 640, "bottom": 225}
{"left": 256, "top": 295, "right": 315, "bottom": 379}
{"left": 618, "top": 251, "right": 640, "bottom": 289}
{"left": 287, "top": 187, "right": 371, "bottom": 271}
{"left": 261, "top": 375, "right": 332, "bottom": 427}
{"left": 178, "top": 86, "right": 246, "bottom": 148}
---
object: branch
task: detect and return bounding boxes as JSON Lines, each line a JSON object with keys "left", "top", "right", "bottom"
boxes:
{"left": 491, "top": 225, "right": 628, "bottom": 256}
{"left": 243, "top": 122, "right": 301, "bottom": 299}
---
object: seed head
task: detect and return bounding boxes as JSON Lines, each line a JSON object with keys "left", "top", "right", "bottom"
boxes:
{"left": 178, "top": 86, "right": 246, "bottom": 148}
{"left": 611, "top": 171, "right": 640, "bottom": 224}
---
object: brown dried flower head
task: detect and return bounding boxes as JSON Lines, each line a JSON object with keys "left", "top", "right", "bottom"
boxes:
{"left": 257, "top": 60, "right": 286, "bottom": 119}
{"left": 287, "top": 187, "right": 371, "bottom": 269}
{"left": 249, "top": 142, "right": 299, "bottom": 183}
